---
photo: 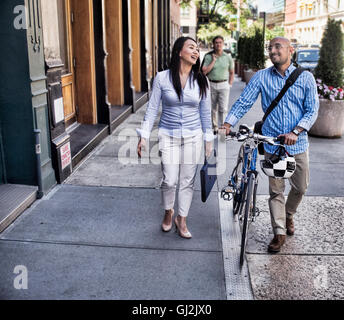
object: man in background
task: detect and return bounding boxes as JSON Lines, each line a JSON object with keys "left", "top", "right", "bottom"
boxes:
{"left": 202, "top": 36, "right": 234, "bottom": 134}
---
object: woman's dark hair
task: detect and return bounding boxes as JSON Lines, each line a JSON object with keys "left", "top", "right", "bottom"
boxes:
{"left": 169, "top": 36, "right": 208, "bottom": 100}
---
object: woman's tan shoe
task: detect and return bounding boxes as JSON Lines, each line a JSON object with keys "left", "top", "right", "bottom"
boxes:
{"left": 161, "top": 209, "right": 174, "bottom": 232}
{"left": 174, "top": 217, "right": 192, "bottom": 239}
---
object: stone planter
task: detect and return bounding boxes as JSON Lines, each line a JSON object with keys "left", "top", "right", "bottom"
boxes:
{"left": 244, "top": 69, "right": 256, "bottom": 84}
{"left": 238, "top": 62, "right": 243, "bottom": 78}
{"left": 309, "top": 99, "right": 344, "bottom": 138}
{"left": 240, "top": 64, "right": 247, "bottom": 82}
{"left": 235, "top": 60, "right": 239, "bottom": 74}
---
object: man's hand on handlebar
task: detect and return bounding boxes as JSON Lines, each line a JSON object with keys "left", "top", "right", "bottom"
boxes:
{"left": 219, "top": 122, "right": 232, "bottom": 136}
{"left": 278, "top": 132, "right": 298, "bottom": 146}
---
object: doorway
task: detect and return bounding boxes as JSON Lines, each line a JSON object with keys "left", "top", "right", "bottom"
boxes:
{"left": 57, "top": 0, "right": 98, "bottom": 128}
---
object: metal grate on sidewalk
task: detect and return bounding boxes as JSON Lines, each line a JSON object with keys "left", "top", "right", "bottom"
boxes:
{"left": 218, "top": 192, "right": 254, "bottom": 300}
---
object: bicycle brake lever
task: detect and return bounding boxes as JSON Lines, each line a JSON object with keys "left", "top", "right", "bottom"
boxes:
{"left": 237, "top": 134, "right": 247, "bottom": 142}
{"left": 276, "top": 136, "right": 285, "bottom": 145}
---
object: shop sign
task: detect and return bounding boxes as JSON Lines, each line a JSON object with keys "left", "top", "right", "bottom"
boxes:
{"left": 61, "top": 142, "right": 71, "bottom": 170}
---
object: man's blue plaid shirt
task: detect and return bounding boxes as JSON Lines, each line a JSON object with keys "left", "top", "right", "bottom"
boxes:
{"left": 225, "top": 64, "right": 319, "bottom": 155}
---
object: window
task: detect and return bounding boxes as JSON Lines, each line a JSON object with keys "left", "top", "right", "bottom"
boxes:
{"left": 57, "top": 0, "right": 70, "bottom": 75}
{"left": 324, "top": 0, "right": 328, "bottom": 12}
{"left": 181, "top": 7, "right": 190, "bottom": 17}
{"left": 182, "top": 26, "right": 190, "bottom": 34}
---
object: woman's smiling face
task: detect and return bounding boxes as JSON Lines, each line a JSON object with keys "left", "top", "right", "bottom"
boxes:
{"left": 179, "top": 39, "right": 200, "bottom": 65}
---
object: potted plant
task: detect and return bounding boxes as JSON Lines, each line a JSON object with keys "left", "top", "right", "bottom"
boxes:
{"left": 237, "top": 36, "right": 248, "bottom": 78}
{"left": 236, "top": 36, "right": 243, "bottom": 75}
{"left": 309, "top": 19, "right": 344, "bottom": 138}
{"left": 244, "top": 28, "right": 266, "bottom": 84}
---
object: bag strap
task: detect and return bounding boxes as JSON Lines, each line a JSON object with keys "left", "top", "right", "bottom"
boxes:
{"left": 262, "top": 67, "right": 305, "bottom": 122}
{"left": 201, "top": 50, "right": 215, "bottom": 70}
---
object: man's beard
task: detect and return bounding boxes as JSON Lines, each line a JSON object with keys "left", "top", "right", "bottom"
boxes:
{"left": 271, "top": 55, "right": 288, "bottom": 67}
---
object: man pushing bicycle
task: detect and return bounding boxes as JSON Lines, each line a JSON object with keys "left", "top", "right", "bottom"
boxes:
{"left": 220, "top": 37, "right": 319, "bottom": 253}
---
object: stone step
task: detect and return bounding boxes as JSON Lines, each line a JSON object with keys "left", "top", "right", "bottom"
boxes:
{"left": 0, "top": 184, "right": 37, "bottom": 233}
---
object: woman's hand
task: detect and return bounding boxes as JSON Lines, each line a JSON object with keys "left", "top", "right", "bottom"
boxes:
{"left": 137, "top": 138, "right": 147, "bottom": 158}
{"left": 205, "top": 141, "right": 213, "bottom": 158}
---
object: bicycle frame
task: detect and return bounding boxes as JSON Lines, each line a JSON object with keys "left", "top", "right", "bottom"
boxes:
{"left": 234, "top": 142, "right": 259, "bottom": 216}
{"left": 231, "top": 140, "right": 258, "bottom": 197}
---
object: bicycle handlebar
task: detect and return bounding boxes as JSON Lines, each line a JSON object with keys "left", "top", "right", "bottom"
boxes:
{"left": 225, "top": 130, "right": 285, "bottom": 146}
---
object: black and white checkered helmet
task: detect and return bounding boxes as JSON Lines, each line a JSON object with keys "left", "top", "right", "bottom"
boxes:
{"left": 260, "top": 150, "right": 296, "bottom": 179}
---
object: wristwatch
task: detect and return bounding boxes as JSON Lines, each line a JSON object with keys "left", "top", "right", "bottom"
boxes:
{"left": 292, "top": 128, "right": 300, "bottom": 136}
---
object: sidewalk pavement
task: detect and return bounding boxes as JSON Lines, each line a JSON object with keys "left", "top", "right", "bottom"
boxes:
{"left": 1, "top": 76, "right": 344, "bottom": 300}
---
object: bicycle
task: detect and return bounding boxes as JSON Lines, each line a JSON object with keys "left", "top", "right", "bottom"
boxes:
{"left": 221, "top": 124, "right": 286, "bottom": 266}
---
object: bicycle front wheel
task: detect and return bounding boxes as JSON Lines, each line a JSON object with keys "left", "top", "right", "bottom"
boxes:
{"left": 233, "top": 146, "right": 244, "bottom": 216}
{"left": 239, "top": 172, "right": 255, "bottom": 266}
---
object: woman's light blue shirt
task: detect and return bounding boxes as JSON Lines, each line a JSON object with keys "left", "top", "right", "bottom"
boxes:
{"left": 137, "top": 70, "right": 214, "bottom": 141}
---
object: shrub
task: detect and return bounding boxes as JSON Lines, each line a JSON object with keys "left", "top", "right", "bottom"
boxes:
{"left": 242, "top": 36, "right": 252, "bottom": 65}
{"left": 249, "top": 28, "right": 265, "bottom": 70}
{"left": 314, "top": 19, "right": 344, "bottom": 88}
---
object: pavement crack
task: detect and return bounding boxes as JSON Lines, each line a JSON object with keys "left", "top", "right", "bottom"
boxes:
{"left": 246, "top": 252, "right": 344, "bottom": 257}
{"left": 0, "top": 238, "right": 222, "bottom": 254}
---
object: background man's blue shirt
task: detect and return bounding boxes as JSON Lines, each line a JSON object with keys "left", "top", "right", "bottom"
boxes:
{"left": 225, "top": 64, "right": 319, "bottom": 155}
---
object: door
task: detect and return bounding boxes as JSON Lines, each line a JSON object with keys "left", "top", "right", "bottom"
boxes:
{"left": 58, "top": 0, "right": 97, "bottom": 127}
{"left": 57, "top": 0, "right": 77, "bottom": 128}
{"left": 131, "top": 0, "right": 141, "bottom": 92}
{"left": 70, "top": 0, "right": 97, "bottom": 125}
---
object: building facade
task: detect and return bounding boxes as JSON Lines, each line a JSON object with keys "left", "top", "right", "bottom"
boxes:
{"left": 180, "top": 1, "right": 197, "bottom": 40}
{"left": 266, "top": 0, "right": 286, "bottom": 28}
{"left": 294, "top": 0, "right": 344, "bottom": 45}
{"left": 0, "top": 0, "right": 178, "bottom": 231}
{"left": 285, "top": 0, "right": 298, "bottom": 41}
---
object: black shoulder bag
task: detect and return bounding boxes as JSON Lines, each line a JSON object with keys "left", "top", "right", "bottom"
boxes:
{"left": 200, "top": 149, "right": 217, "bottom": 203}
{"left": 254, "top": 67, "right": 305, "bottom": 155}
{"left": 201, "top": 50, "right": 215, "bottom": 71}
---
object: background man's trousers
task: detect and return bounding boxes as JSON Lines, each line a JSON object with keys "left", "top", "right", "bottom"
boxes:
{"left": 266, "top": 150, "right": 310, "bottom": 235}
{"left": 210, "top": 81, "right": 230, "bottom": 131}
{"left": 159, "top": 132, "right": 203, "bottom": 217}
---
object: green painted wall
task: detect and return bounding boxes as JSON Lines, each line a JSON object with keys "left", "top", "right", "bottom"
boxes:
{"left": 0, "top": 0, "right": 37, "bottom": 186}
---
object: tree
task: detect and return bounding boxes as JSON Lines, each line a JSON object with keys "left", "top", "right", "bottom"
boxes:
{"left": 197, "top": 22, "right": 231, "bottom": 45}
{"left": 315, "top": 19, "right": 344, "bottom": 88}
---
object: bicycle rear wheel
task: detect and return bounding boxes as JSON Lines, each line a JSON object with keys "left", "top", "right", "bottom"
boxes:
{"left": 239, "top": 173, "right": 255, "bottom": 266}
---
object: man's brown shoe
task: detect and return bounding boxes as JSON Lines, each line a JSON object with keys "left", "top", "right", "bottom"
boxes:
{"left": 268, "top": 235, "right": 286, "bottom": 253}
{"left": 286, "top": 217, "right": 295, "bottom": 236}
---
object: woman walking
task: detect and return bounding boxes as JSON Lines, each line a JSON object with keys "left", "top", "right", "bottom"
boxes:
{"left": 137, "top": 37, "right": 213, "bottom": 239}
